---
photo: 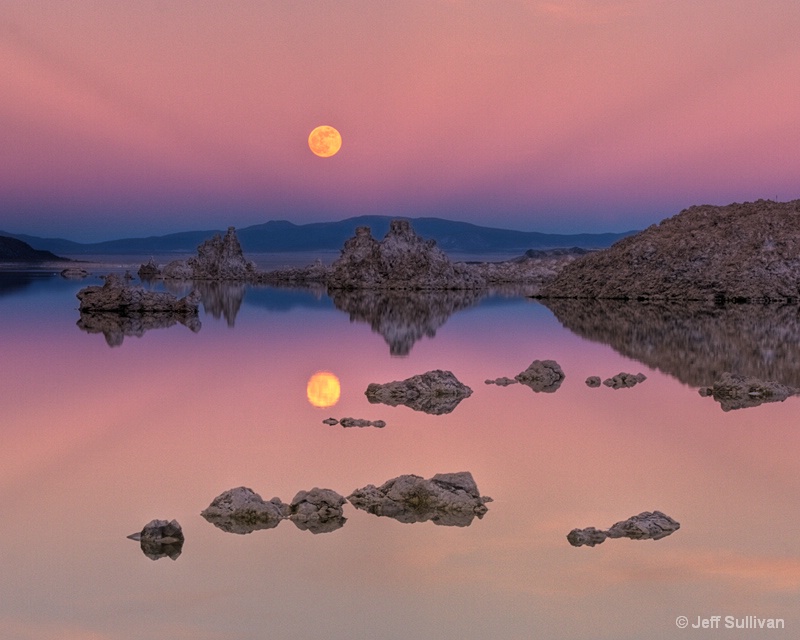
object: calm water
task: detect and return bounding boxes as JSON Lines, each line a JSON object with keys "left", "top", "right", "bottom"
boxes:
{"left": 1, "top": 270, "right": 799, "bottom": 639}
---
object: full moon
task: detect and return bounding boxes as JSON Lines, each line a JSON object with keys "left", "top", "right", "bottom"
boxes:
{"left": 306, "top": 371, "right": 341, "bottom": 408}
{"left": 308, "top": 125, "right": 342, "bottom": 158}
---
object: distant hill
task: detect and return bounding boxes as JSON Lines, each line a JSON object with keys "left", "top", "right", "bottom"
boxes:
{"left": 0, "top": 235, "right": 67, "bottom": 263}
{"left": 0, "top": 216, "right": 636, "bottom": 256}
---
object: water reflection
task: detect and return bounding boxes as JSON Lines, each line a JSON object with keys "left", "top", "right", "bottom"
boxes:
{"left": 77, "top": 311, "right": 201, "bottom": 346}
{"left": 163, "top": 280, "right": 245, "bottom": 327}
{"left": 126, "top": 519, "right": 185, "bottom": 560}
{"left": 329, "top": 288, "right": 485, "bottom": 356}
{"left": 542, "top": 298, "right": 800, "bottom": 387}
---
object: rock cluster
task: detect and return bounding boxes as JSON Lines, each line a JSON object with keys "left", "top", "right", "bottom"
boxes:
{"left": 77, "top": 273, "right": 200, "bottom": 314}
{"left": 326, "top": 220, "right": 486, "bottom": 290}
{"left": 201, "top": 486, "right": 347, "bottom": 535}
{"left": 127, "top": 519, "right": 184, "bottom": 560}
{"left": 486, "top": 359, "right": 565, "bottom": 393}
{"left": 347, "top": 472, "right": 492, "bottom": 527}
{"left": 603, "top": 372, "right": 647, "bottom": 389}
{"left": 699, "top": 372, "right": 797, "bottom": 411}
{"left": 365, "top": 369, "right": 473, "bottom": 415}
{"left": 541, "top": 199, "right": 800, "bottom": 301}
{"left": 323, "top": 417, "right": 387, "bottom": 428}
{"left": 567, "top": 511, "right": 680, "bottom": 547}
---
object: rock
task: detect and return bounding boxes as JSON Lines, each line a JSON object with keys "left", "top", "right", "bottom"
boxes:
{"left": 127, "top": 519, "right": 184, "bottom": 560}
{"left": 337, "top": 417, "right": 387, "bottom": 428}
{"left": 288, "top": 488, "right": 347, "bottom": 534}
{"left": 327, "top": 220, "right": 486, "bottom": 290}
{"left": 468, "top": 248, "right": 590, "bottom": 289}
{"left": 514, "top": 359, "right": 565, "bottom": 392}
{"left": 260, "top": 259, "right": 331, "bottom": 284}
{"left": 700, "top": 372, "right": 797, "bottom": 411}
{"left": 322, "top": 418, "right": 339, "bottom": 426}
{"left": 347, "top": 472, "right": 491, "bottom": 527}
{"left": 602, "top": 372, "right": 647, "bottom": 389}
{"left": 585, "top": 376, "right": 601, "bottom": 387}
{"left": 540, "top": 199, "right": 800, "bottom": 301}
{"left": 567, "top": 511, "right": 680, "bottom": 547}
{"left": 485, "top": 376, "right": 518, "bottom": 386}
{"left": 162, "top": 227, "right": 259, "bottom": 281}
{"left": 201, "top": 487, "right": 290, "bottom": 535}
{"left": 60, "top": 267, "right": 89, "bottom": 279}
{"left": 76, "top": 273, "right": 200, "bottom": 315}
{"left": 137, "top": 259, "right": 161, "bottom": 279}
{"left": 365, "top": 369, "right": 473, "bottom": 415}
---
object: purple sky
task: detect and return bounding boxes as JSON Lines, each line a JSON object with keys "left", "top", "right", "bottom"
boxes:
{"left": 2, "top": 1, "right": 799, "bottom": 241}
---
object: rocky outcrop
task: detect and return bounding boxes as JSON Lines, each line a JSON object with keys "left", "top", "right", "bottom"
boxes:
{"left": 603, "top": 372, "right": 647, "bottom": 389}
{"left": 201, "top": 487, "right": 290, "bottom": 535}
{"left": 515, "top": 359, "right": 565, "bottom": 392}
{"left": 60, "top": 267, "right": 89, "bottom": 279}
{"left": 127, "top": 519, "right": 184, "bottom": 560}
{"left": 347, "top": 472, "right": 491, "bottom": 527}
{"left": 137, "top": 259, "right": 160, "bottom": 280}
{"left": 567, "top": 511, "right": 680, "bottom": 547}
{"left": 541, "top": 199, "right": 800, "bottom": 301}
{"left": 161, "top": 227, "right": 259, "bottom": 281}
{"left": 288, "top": 488, "right": 347, "bottom": 534}
{"left": 259, "top": 259, "right": 331, "bottom": 284}
{"left": 329, "top": 287, "right": 485, "bottom": 355}
{"left": 699, "top": 373, "right": 797, "bottom": 411}
{"left": 327, "top": 221, "right": 486, "bottom": 290}
{"left": 323, "top": 417, "right": 387, "bottom": 428}
{"left": 365, "top": 370, "right": 473, "bottom": 415}
{"left": 77, "top": 273, "right": 200, "bottom": 314}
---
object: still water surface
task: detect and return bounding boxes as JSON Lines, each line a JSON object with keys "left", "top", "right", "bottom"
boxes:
{"left": 1, "top": 269, "right": 798, "bottom": 639}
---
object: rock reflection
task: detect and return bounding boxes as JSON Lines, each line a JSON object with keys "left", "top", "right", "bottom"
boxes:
{"left": 77, "top": 311, "right": 201, "bottom": 347}
{"left": 127, "top": 519, "right": 184, "bottom": 560}
{"left": 347, "top": 472, "right": 492, "bottom": 527}
{"left": 542, "top": 299, "right": 800, "bottom": 388}
{"left": 162, "top": 280, "right": 246, "bottom": 327}
{"left": 329, "top": 288, "right": 485, "bottom": 356}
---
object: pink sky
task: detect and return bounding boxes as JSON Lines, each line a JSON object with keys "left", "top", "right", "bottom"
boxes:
{"left": 2, "top": 1, "right": 800, "bottom": 241}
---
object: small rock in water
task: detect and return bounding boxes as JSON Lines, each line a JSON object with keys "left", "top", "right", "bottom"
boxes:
{"left": 602, "top": 372, "right": 646, "bottom": 389}
{"left": 585, "top": 376, "right": 601, "bottom": 388}
{"left": 567, "top": 511, "right": 680, "bottom": 547}
{"left": 514, "top": 359, "right": 565, "bottom": 393}
{"left": 127, "top": 519, "right": 184, "bottom": 560}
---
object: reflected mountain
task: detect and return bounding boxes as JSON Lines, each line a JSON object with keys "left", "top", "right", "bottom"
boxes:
{"left": 77, "top": 311, "right": 201, "bottom": 347}
{"left": 329, "top": 288, "right": 485, "bottom": 356}
{"left": 542, "top": 299, "right": 800, "bottom": 387}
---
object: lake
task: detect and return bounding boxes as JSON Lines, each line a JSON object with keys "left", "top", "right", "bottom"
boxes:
{"left": 1, "top": 269, "right": 798, "bottom": 639}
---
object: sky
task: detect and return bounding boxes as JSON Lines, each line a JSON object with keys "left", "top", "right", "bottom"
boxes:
{"left": 2, "top": 0, "right": 800, "bottom": 242}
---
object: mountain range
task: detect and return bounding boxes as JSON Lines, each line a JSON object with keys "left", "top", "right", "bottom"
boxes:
{"left": 0, "top": 216, "right": 636, "bottom": 256}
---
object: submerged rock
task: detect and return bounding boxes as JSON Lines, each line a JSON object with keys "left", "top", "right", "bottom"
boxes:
{"left": 324, "top": 417, "right": 387, "bottom": 428}
{"left": 699, "top": 372, "right": 797, "bottom": 411}
{"left": 603, "top": 372, "right": 647, "bottom": 389}
{"left": 365, "top": 369, "right": 473, "bottom": 415}
{"left": 127, "top": 519, "right": 184, "bottom": 560}
{"left": 567, "top": 511, "right": 680, "bottom": 547}
{"left": 514, "top": 359, "right": 565, "bottom": 392}
{"left": 77, "top": 273, "right": 200, "bottom": 314}
{"left": 347, "top": 472, "right": 492, "bottom": 527}
{"left": 201, "top": 487, "right": 290, "bottom": 535}
{"left": 288, "top": 488, "right": 347, "bottom": 534}
{"left": 327, "top": 220, "right": 486, "bottom": 290}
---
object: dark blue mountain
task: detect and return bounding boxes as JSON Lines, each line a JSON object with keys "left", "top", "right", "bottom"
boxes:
{"left": 0, "top": 216, "right": 636, "bottom": 256}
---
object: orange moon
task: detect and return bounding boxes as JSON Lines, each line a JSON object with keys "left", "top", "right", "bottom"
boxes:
{"left": 306, "top": 371, "right": 341, "bottom": 408}
{"left": 308, "top": 125, "right": 342, "bottom": 158}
